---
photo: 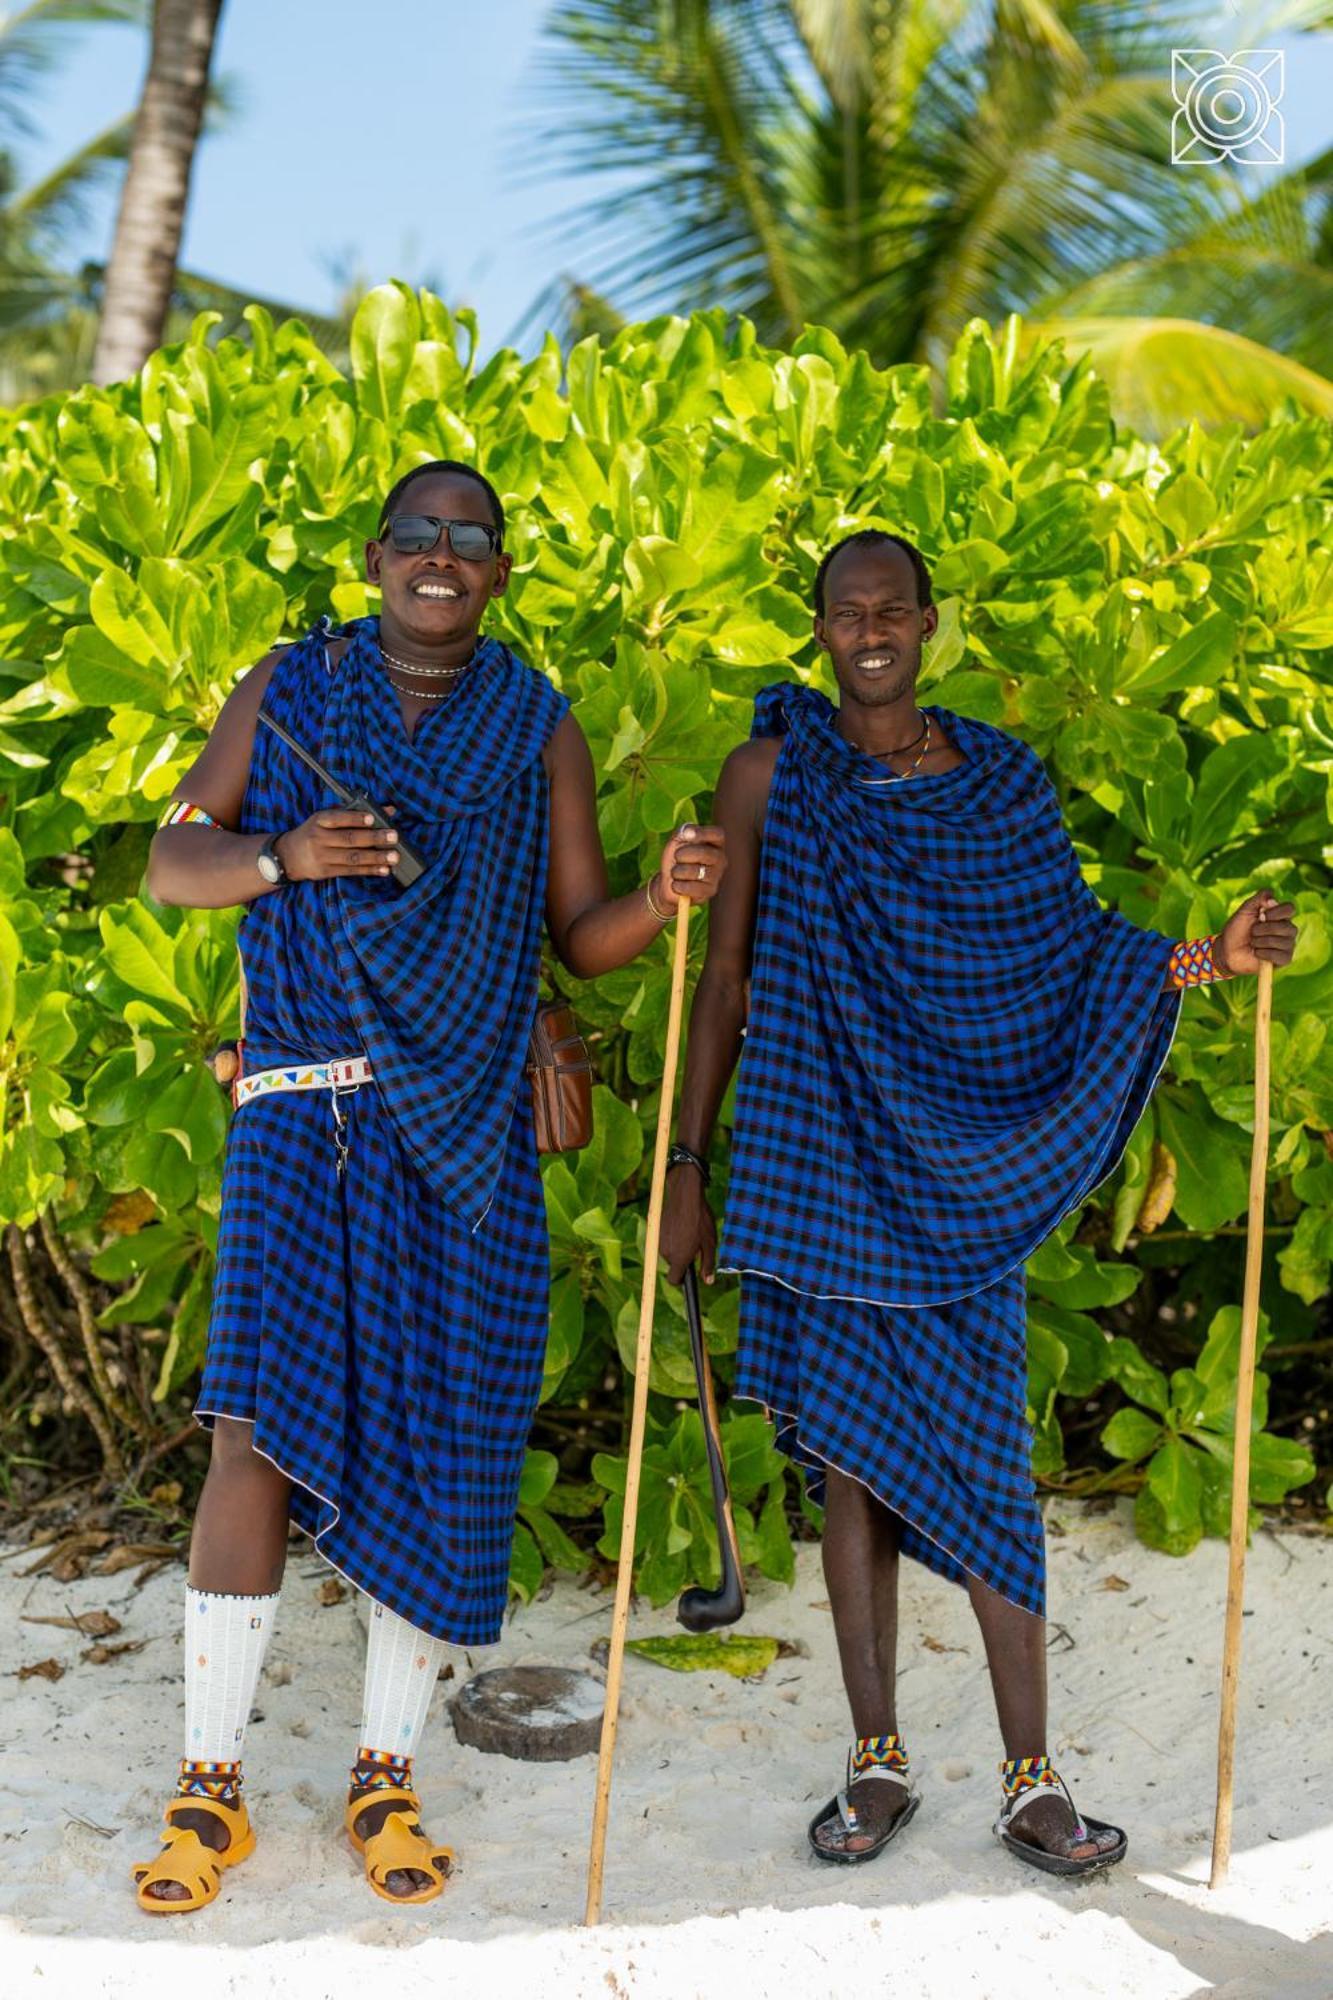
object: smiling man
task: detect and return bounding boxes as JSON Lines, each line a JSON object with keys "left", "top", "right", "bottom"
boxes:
{"left": 661, "top": 527, "right": 1296, "bottom": 1879}
{"left": 133, "top": 460, "right": 726, "bottom": 1913}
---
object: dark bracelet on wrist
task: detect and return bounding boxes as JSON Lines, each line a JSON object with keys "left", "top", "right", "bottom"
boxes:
{"left": 666, "top": 1143, "right": 711, "bottom": 1186}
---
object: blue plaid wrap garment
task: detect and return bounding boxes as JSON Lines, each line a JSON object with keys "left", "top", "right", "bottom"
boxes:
{"left": 197, "top": 618, "right": 568, "bottom": 1645}
{"left": 719, "top": 683, "right": 1181, "bottom": 1616}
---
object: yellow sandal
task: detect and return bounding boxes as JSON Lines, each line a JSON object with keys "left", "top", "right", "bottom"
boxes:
{"left": 345, "top": 1787, "right": 455, "bottom": 1905}
{"left": 132, "top": 1795, "right": 256, "bottom": 1915}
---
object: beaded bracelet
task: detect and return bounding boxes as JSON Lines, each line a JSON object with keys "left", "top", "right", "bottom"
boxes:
{"left": 159, "top": 800, "right": 222, "bottom": 830}
{"left": 1168, "top": 935, "right": 1230, "bottom": 988}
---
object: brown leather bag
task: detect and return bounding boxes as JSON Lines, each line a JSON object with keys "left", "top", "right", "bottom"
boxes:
{"left": 527, "top": 997, "right": 594, "bottom": 1154}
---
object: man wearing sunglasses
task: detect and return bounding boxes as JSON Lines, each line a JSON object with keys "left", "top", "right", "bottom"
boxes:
{"left": 138, "top": 459, "right": 726, "bottom": 1913}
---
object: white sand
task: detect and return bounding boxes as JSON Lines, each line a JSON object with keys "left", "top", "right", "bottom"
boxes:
{"left": 2, "top": 1501, "right": 1330, "bottom": 2000}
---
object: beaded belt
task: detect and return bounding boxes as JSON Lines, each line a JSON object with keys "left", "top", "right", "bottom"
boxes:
{"left": 233, "top": 1055, "right": 372, "bottom": 1177}
{"left": 232, "top": 1055, "right": 372, "bottom": 1109}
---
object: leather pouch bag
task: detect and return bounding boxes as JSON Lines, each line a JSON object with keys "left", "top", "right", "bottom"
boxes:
{"left": 528, "top": 998, "right": 594, "bottom": 1153}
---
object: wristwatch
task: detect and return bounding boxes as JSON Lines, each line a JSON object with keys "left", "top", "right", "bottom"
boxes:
{"left": 256, "top": 835, "right": 289, "bottom": 886}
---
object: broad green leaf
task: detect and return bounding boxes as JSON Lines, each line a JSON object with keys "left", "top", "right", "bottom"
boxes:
{"left": 1028, "top": 1241, "right": 1139, "bottom": 1310}
{"left": 350, "top": 283, "right": 421, "bottom": 429}
{"left": 1026, "top": 1300, "right": 1111, "bottom": 1398}
{"left": 0, "top": 1125, "right": 65, "bottom": 1227}
{"left": 143, "top": 1066, "right": 228, "bottom": 1163}
{"left": 623, "top": 1633, "right": 780, "bottom": 1679}
{"left": 754, "top": 1476, "right": 795, "bottom": 1585}
{"left": 517, "top": 1447, "right": 560, "bottom": 1510}
{"left": 524, "top": 1501, "right": 585, "bottom": 1572}
{"left": 98, "top": 906, "right": 190, "bottom": 1017}
{"left": 58, "top": 627, "right": 165, "bottom": 710}
{"left": 1136, "top": 1455, "right": 1202, "bottom": 1556}
{"left": 1154, "top": 1095, "right": 1249, "bottom": 1233}
{"left": 1147, "top": 1438, "right": 1202, "bottom": 1539}
{"left": 508, "top": 1522, "right": 544, "bottom": 1604}
{"left": 1101, "top": 1407, "right": 1163, "bottom": 1460}
{"left": 722, "top": 1412, "right": 785, "bottom": 1502}
{"left": 1184, "top": 734, "right": 1286, "bottom": 867}
{"left": 1246, "top": 1432, "right": 1316, "bottom": 1503}
{"left": 1120, "top": 610, "right": 1235, "bottom": 699}
{"left": 1278, "top": 1206, "right": 1333, "bottom": 1305}
{"left": 0, "top": 910, "right": 19, "bottom": 1043}
{"left": 1106, "top": 1337, "right": 1170, "bottom": 1416}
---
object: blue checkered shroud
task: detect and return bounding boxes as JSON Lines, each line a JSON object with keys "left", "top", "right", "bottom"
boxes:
{"left": 719, "top": 683, "right": 1182, "bottom": 1617}
{"left": 197, "top": 620, "right": 568, "bottom": 1645}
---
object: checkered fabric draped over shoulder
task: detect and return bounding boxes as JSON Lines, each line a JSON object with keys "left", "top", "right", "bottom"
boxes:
{"left": 717, "top": 682, "right": 1182, "bottom": 1307}
{"left": 238, "top": 618, "right": 569, "bottom": 1226}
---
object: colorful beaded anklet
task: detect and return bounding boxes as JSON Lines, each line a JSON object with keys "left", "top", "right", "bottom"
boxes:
{"left": 851, "top": 1733, "right": 910, "bottom": 1779}
{"left": 1000, "top": 1753, "right": 1062, "bottom": 1799}
{"left": 350, "top": 1746, "right": 414, "bottom": 1793}
{"left": 176, "top": 1756, "right": 242, "bottom": 1804}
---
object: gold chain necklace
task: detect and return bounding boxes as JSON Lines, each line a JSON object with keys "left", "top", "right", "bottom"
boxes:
{"left": 853, "top": 714, "right": 932, "bottom": 784}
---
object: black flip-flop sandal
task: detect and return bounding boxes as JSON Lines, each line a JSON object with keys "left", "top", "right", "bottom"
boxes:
{"left": 808, "top": 1749, "right": 920, "bottom": 1865}
{"left": 995, "top": 1766, "right": 1127, "bottom": 1877}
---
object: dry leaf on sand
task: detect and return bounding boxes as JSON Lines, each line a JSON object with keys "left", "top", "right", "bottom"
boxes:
{"left": 21, "top": 1609, "right": 121, "bottom": 1638}
{"left": 81, "top": 1640, "right": 148, "bottom": 1665}
{"left": 15, "top": 1657, "right": 65, "bottom": 1682}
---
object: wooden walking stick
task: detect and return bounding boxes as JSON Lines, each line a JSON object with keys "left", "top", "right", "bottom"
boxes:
{"left": 1209, "top": 958, "right": 1274, "bottom": 1891}
{"left": 584, "top": 893, "right": 692, "bottom": 1928}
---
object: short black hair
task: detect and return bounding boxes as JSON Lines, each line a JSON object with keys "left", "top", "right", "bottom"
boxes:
{"left": 378, "top": 459, "right": 505, "bottom": 542}
{"left": 813, "top": 529, "right": 932, "bottom": 615}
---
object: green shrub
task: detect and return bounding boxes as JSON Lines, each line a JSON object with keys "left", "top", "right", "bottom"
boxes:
{"left": 0, "top": 285, "right": 1326, "bottom": 1576}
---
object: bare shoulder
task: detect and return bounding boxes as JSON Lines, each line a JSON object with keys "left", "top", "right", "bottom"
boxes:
{"left": 218, "top": 645, "right": 287, "bottom": 722}
{"left": 717, "top": 736, "right": 782, "bottom": 831}
{"left": 542, "top": 709, "right": 591, "bottom": 777}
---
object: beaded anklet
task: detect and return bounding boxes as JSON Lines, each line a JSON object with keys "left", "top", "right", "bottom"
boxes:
{"left": 177, "top": 1756, "right": 243, "bottom": 1804}
{"left": 1000, "top": 1753, "right": 1062, "bottom": 1800}
{"left": 850, "top": 1733, "right": 910, "bottom": 1781}
{"left": 350, "top": 1746, "right": 414, "bottom": 1794}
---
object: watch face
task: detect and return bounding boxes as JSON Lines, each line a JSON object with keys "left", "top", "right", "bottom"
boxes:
{"left": 257, "top": 846, "right": 282, "bottom": 884}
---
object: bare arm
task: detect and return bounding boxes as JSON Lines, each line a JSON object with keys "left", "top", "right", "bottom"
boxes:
{"left": 543, "top": 712, "right": 725, "bottom": 979}
{"left": 145, "top": 644, "right": 400, "bottom": 908}
{"left": 661, "top": 737, "right": 778, "bottom": 1283}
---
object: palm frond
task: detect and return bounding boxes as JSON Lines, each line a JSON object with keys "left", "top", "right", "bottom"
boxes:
{"left": 1028, "top": 314, "right": 1333, "bottom": 433}
{"left": 519, "top": 0, "right": 814, "bottom": 337}
{"left": 2, "top": 108, "right": 132, "bottom": 241}
{"left": 1044, "top": 159, "right": 1333, "bottom": 374}
{"left": 169, "top": 267, "right": 347, "bottom": 353}
{"left": 0, "top": 0, "right": 145, "bottom": 138}
{"left": 789, "top": 0, "right": 872, "bottom": 108}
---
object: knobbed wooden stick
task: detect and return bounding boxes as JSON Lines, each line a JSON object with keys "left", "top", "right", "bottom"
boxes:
{"left": 585, "top": 894, "right": 693, "bottom": 1927}
{"left": 1210, "top": 958, "right": 1274, "bottom": 1891}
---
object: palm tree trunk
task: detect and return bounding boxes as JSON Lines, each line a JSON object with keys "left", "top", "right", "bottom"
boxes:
{"left": 91, "top": 0, "right": 225, "bottom": 387}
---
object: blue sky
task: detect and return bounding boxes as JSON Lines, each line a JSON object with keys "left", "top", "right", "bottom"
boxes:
{"left": 17, "top": 3, "right": 1333, "bottom": 358}
{"left": 21, "top": 0, "right": 586, "bottom": 346}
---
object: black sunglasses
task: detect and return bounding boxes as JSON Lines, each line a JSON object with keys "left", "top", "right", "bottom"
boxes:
{"left": 379, "top": 514, "right": 502, "bottom": 561}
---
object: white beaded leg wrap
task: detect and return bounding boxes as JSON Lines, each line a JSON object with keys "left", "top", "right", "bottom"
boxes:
{"left": 183, "top": 1585, "right": 279, "bottom": 1760}
{"left": 359, "top": 1598, "right": 445, "bottom": 1760}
